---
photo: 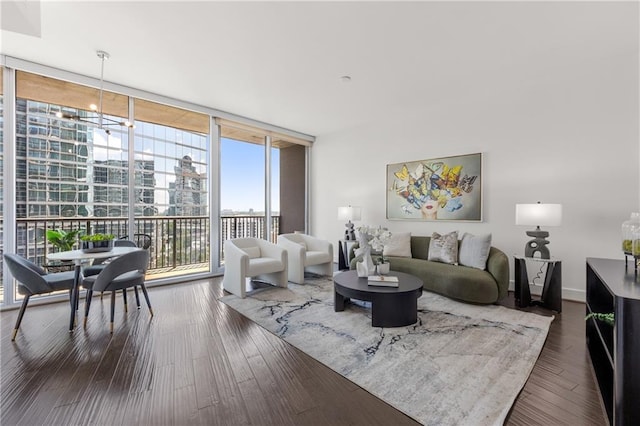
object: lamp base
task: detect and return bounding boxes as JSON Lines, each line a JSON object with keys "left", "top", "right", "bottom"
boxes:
{"left": 344, "top": 221, "right": 356, "bottom": 241}
{"left": 524, "top": 229, "right": 551, "bottom": 259}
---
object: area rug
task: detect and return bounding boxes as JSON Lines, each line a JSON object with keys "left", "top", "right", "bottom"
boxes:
{"left": 220, "top": 276, "right": 553, "bottom": 426}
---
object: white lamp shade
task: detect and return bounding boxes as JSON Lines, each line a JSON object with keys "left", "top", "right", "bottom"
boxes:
{"left": 516, "top": 203, "right": 562, "bottom": 227}
{"left": 338, "top": 206, "right": 361, "bottom": 221}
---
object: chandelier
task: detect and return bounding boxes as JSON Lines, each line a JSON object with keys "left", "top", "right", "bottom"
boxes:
{"left": 56, "top": 50, "right": 133, "bottom": 135}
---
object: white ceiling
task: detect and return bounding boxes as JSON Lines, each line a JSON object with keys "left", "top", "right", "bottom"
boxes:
{"left": 1, "top": 1, "right": 637, "bottom": 138}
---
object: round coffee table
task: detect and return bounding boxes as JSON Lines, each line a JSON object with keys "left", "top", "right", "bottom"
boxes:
{"left": 333, "top": 270, "right": 423, "bottom": 327}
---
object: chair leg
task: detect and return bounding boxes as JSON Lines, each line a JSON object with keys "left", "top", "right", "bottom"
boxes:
{"left": 122, "top": 289, "right": 128, "bottom": 313}
{"left": 140, "top": 284, "right": 153, "bottom": 317}
{"left": 110, "top": 291, "right": 116, "bottom": 334}
{"left": 12, "top": 296, "right": 30, "bottom": 341}
{"left": 133, "top": 286, "right": 141, "bottom": 309}
{"left": 84, "top": 290, "right": 93, "bottom": 327}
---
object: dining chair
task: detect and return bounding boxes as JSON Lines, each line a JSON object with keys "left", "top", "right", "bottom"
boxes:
{"left": 83, "top": 239, "right": 142, "bottom": 307}
{"left": 81, "top": 249, "right": 152, "bottom": 333}
{"left": 3, "top": 253, "right": 76, "bottom": 341}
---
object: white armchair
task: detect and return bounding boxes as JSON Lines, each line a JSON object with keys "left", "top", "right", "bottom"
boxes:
{"left": 277, "top": 233, "right": 333, "bottom": 284}
{"left": 222, "top": 238, "right": 288, "bottom": 298}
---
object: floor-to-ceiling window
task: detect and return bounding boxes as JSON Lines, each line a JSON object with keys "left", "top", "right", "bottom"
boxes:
{"left": 0, "top": 67, "right": 4, "bottom": 303}
{"left": 1, "top": 61, "right": 312, "bottom": 308}
{"left": 133, "top": 99, "right": 210, "bottom": 276}
{"left": 218, "top": 120, "right": 308, "bottom": 266}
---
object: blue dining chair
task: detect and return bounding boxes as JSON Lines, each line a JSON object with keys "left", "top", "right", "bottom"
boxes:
{"left": 4, "top": 253, "right": 76, "bottom": 341}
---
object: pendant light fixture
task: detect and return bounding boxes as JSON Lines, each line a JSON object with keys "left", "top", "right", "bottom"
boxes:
{"left": 56, "top": 50, "right": 133, "bottom": 135}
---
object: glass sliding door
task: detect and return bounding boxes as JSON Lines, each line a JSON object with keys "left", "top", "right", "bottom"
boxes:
{"left": 218, "top": 120, "right": 309, "bottom": 267}
{"left": 219, "top": 135, "right": 266, "bottom": 266}
{"left": 133, "top": 99, "right": 210, "bottom": 278}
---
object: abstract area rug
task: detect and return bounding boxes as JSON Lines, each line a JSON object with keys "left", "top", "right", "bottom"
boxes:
{"left": 220, "top": 276, "right": 553, "bottom": 425}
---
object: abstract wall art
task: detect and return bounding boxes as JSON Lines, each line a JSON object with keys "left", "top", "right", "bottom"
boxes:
{"left": 386, "top": 153, "right": 482, "bottom": 221}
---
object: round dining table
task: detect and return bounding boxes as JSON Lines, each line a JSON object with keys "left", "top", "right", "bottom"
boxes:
{"left": 47, "top": 246, "right": 142, "bottom": 331}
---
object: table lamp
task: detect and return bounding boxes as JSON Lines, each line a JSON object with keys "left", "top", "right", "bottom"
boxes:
{"left": 515, "top": 202, "right": 562, "bottom": 259}
{"left": 338, "top": 206, "right": 361, "bottom": 240}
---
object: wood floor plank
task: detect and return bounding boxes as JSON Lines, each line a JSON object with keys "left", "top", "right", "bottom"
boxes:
{"left": 0, "top": 278, "right": 608, "bottom": 426}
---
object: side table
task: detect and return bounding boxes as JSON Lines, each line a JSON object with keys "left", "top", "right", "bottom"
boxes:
{"left": 514, "top": 255, "right": 562, "bottom": 312}
{"left": 338, "top": 239, "right": 358, "bottom": 271}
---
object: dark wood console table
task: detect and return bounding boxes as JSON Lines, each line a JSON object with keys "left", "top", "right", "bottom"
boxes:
{"left": 586, "top": 258, "right": 640, "bottom": 425}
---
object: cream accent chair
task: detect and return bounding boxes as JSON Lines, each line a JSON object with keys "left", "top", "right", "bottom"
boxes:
{"left": 277, "top": 233, "right": 333, "bottom": 284}
{"left": 222, "top": 238, "right": 288, "bottom": 298}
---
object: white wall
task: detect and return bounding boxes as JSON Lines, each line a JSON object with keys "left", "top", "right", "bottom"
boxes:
{"left": 310, "top": 30, "right": 639, "bottom": 301}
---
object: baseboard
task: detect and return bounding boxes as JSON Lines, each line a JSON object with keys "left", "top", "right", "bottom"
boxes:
{"left": 508, "top": 280, "right": 585, "bottom": 303}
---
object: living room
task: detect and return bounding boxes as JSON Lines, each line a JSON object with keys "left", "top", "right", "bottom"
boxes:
{"left": 1, "top": 1, "right": 638, "bottom": 425}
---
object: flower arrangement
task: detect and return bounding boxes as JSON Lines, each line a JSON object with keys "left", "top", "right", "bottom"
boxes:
{"left": 357, "top": 225, "right": 392, "bottom": 263}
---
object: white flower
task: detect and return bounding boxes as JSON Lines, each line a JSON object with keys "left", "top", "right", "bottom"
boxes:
{"left": 357, "top": 225, "right": 392, "bottom": 253}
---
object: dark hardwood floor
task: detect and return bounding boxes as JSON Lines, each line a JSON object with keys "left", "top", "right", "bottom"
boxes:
{"left": 1, "top": 277, "right": 606, "bottom": 425}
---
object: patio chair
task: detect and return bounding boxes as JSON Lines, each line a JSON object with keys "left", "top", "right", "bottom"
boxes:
{"left": 277, "top": 233, "right": 333, "bottom": 284}
{"left": 4, "top": 253, "right": 76, "bottom": 341}
{"left": 222, "top": 238, "right": 288, "bottom": 298}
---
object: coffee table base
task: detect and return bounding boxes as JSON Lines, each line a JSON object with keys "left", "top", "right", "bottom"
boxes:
{"left": 334, "top": 289, "right": 419, "bottom": 328}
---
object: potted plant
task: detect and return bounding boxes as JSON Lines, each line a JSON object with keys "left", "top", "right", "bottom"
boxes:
{"left": 46, "top": 229, "right": 81, "bottom": 252}
{"left": 80, "top": 233, "right": 116, "bottom": 253}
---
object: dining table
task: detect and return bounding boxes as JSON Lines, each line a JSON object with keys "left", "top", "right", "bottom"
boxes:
{"left": 47, "top": 246, "right": 142, "bottom": 331}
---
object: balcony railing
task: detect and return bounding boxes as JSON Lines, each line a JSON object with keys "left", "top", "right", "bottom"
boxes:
{"left": 13, "top": 215, "right": 280, "bottom": 275}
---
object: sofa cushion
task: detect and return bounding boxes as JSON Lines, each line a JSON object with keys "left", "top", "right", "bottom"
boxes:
{"left": 428, "top": 231, "right": 458, "bottom": 265}
{"left": 388, "top": 257, "right": 500, "bottom": 304}
{"left": 305, "top": 250, "right": 331, "bottom": 266}
{"left": 410, "top": 236, "right": 431, "bottom": 260}
{"left": 383, "top": 232, "right": 412, "bottom": 258}
{"left": 242, "top": 246, "right": 261, "bottom": 259}
{"left": 459, "top": 233, "right": 492, "bottom": 270}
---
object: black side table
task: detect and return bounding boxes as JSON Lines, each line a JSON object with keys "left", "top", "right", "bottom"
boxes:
{"left": 514, "top": 255, "right": 562, "bottom": 312}
{"left": 338, "top": 239, "right": 358, "bottom": 270}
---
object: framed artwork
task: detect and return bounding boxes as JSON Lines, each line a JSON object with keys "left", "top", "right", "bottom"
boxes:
{"left": 386, "top": 153, "right": 482, "bottom": 221}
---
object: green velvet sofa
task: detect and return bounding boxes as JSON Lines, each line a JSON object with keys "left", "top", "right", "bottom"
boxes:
{"left": 350, "top": 235, "right": 509, "bottom": 304}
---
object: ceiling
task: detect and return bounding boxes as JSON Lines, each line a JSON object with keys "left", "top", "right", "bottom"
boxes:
{"left": 1, "top": 1, "right": 637, "bottom": 138}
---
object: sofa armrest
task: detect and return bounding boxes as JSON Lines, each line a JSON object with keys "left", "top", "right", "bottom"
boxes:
{"left": 486, "top": 247, "right": 509, "bottom": 301}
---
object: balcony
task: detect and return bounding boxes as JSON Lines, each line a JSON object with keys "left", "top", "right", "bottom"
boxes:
{"left": 12, "top": 215, "right": 280, "bottom": 278}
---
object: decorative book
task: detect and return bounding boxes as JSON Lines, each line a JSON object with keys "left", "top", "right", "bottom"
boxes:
{"left": 367, "top": 275, "right": 399, "bottom": 287}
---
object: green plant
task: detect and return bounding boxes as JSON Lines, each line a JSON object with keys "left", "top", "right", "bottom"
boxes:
{"left": 80, "top": 233, "right": 115, "bottom": 242}
{"left": 46, "top": 229, "right": 81, "bottom": 251}
{"left": 585, "top": 312, "right": 614, "bottom": 326}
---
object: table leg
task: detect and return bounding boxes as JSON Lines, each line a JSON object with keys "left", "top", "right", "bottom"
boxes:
{"left": 69, "top": 263, "right": 82, "bottom": 332}
{"left": 334, "top": 289, "right": 346, "bottom": 312}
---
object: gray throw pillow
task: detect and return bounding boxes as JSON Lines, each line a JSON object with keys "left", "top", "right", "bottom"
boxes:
{"left": 383, "top": 232, "right": 412, "bottom": 258}
{"left": 428, "top": 231, "right": 458, "bottom": 265}
{"left": 459, "top": 233, "right": 492, "bottom": 270}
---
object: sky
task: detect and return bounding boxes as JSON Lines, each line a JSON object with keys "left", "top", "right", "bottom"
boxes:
{"left": 220, "top": 137, "right": 280, "bottom": 212}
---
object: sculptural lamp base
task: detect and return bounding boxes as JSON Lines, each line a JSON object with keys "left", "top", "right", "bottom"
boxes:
{"left": 524, "top": 228, "right": 551, "bottom": 259}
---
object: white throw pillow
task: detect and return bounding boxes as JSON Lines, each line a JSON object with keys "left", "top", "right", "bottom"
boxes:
{"left": 459, "top": 233, "right": 492, "bottom": 270}
{"left": 242, "top": 246, "right": 261, "bottom": 259}
{"left": 428, "top": 231, "right": 459, "bottom": 265}
{"left": 383, "top": 232, "right": 412, "bottom": 258}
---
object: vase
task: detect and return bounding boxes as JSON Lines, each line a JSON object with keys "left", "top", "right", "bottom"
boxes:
{"left": 356, "top": 246, "right": 375, "bottom": 277}
{"left": 81, "top": 239, "right": 114, "bottom": 253}
{"left": 376, "top": 262, "right": 390, "bottom": 275}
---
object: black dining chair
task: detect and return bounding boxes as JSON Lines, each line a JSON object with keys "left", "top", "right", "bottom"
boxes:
{"left": 4, "top": 253, "right": 76, "bottom": 341}
{"left": 81, "top": 249, "right": 152, "bottom": 333}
